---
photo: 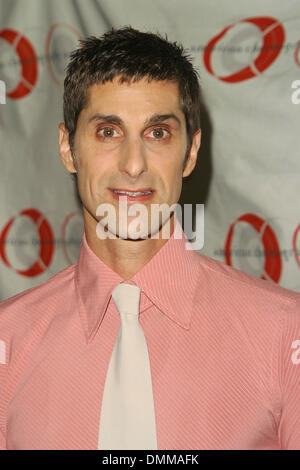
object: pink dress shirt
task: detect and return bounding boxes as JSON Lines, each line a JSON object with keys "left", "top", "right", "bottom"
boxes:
{"left": 0, "top": 216, "right": 299, "bottom": 450}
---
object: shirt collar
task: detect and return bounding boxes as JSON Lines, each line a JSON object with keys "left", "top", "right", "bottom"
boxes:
{"left": 75, "top": 214, "right": 200, "bottom": 343}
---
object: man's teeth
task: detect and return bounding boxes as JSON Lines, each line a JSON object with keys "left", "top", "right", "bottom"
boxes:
{"left": 113, "top": 190, "right": 152, "bottom": 196}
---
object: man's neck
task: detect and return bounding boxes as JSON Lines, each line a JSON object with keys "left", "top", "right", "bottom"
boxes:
{"left": 83, "top": 211, "right": 175, "bottom": 280}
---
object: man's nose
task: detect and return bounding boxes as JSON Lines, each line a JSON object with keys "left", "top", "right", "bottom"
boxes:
{"left": 118, "top": 136, "right": 148, "bottom": 179}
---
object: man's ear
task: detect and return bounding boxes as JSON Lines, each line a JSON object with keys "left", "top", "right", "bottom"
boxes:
{"left": 182, "top": 129, "right": 201, "bottom": 178}
{"left": 58, "top": 122, "right": 77, "bottom": 174}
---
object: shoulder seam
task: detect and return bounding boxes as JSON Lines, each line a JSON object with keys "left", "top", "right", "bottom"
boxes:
{"left": 0, "top": 264, "right": 76, "bottom": 306}
{"left": 197, "top": 256, "right": 298, "bottom": 305}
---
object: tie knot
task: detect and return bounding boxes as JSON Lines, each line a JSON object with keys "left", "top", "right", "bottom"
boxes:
{"left": 111, "top": 283, "right": 141, "bottom": 317}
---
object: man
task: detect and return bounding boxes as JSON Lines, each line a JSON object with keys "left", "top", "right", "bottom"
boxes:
{"left": 0, "top": 27, "right": 299, "bottom": 450}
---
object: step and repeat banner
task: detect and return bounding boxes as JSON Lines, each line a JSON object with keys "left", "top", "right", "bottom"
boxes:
{"left": 0, "top": 0, "right": 299, "bottom": 301}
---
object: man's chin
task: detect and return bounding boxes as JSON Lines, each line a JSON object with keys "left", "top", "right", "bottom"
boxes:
{"left": 95, "top": 222, "right": 173, "bottom": 241}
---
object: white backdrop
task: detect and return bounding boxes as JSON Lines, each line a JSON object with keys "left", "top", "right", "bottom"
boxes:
{"left": 0, "top": 0, "right": 300, "bottom": 301}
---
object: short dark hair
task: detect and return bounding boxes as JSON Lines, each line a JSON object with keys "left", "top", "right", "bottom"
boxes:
{"left": 63, "top": 26, "right": 201, "bottom": 167}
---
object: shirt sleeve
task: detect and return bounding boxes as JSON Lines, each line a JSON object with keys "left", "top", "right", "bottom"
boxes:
{"left": 277, "top": 298, "right": 300, "bottom": 450}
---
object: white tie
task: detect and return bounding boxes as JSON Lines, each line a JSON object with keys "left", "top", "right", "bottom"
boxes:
{"left": 97, "top": 282, "right": 158, "bottom": 450}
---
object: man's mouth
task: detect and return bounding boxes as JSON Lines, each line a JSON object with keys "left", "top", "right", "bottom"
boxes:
{"left": 109, "top": 188, "right": 155, "bottom": 201}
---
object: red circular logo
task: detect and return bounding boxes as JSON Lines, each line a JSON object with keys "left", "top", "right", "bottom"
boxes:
{"left": 294, "top": 40, "right": 300, "bottom": 67}
{"left": 203, "top": 17, "right": 285, "bottom": 82}
{"left": 61, "top": 211, "right": 84, "bottom": 265}
{"left": 45, "top": 23, "right": 82, "bottom": 86}
{"left": 224, "top": 213, "right": 282, "bottom": 283}
{"left": 293, "top": 224, "right": 300, "bottom": 268}
{"left": 0, "top": 208, "right": 54, "bottom": 277}
{"left": 0, "top": 28, "right": 38, "bottom": 99}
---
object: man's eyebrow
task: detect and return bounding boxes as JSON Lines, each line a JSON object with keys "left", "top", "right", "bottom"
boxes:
{"left": 87, "top": 114, "right": 122, "bottom": 126}
{"left": 87, "top": 113, "right": 182, "bottom": 128}
{"left": 144, "top": 113, "right": 182, "bottom": 128}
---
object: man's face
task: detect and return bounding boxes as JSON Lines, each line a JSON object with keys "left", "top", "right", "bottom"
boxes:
{"left": 59, "top": 76, "right": 200, "bottom": 240}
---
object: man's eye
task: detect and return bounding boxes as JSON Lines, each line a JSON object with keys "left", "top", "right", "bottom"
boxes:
{"left": 149, "top": 128, "right": 169, "bottom": 139}
{"left": 98, "top": 127, "right": 117, "bottom": 138}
